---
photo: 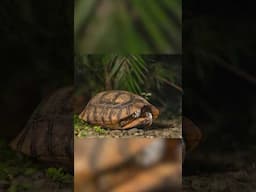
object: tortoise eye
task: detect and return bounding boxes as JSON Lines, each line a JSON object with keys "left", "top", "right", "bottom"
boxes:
{"left": 133, "top": 111, "right": 141, "bottom": 118}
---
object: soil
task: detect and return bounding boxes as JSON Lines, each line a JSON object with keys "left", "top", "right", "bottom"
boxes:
{"left": 0, "top": 140, "right": 73, "bottom": 192}
{"left": 0, "top": 172, "right": 72, "bottom": 192}
{"left": 183, "top": 147, "right": 256, "bottom": 192}
{"left": 76, "top": 118, "right": 182, "bottom": 139}
{"left": 2, "top": 139, "right": 255, "bottom": 191}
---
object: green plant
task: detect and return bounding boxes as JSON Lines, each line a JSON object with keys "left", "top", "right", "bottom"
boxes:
{"left": 46, "top": 168, "right": 72, "bottom": 184}
{"left": 8, "top": 183, "right": 31, "bottom": 192}
{"left": 74, "top": 114, "right": 106, "bottom": 137}
{"left": 74, "top": 114, "right": 89, "bottom": 137}
{"left": 140, "top": 92, "right": 152, "bottom": 100}
{"left": 93, "top": 125, "right": 106, "bottom": 134}
{"left": 0, "top": 138, "right": 40, "bottom": 180}
{"left": 75, "top": 55, "right": 182, "bottom": 118}
{"left": 76, "top": 55, "right": 180, "bottom": 95}
{"left": 75, "top": 0, "right": 181, "bottom": 53}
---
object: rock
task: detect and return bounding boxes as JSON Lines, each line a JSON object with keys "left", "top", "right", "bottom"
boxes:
{"left": 128, "top": 128, "right": 139, "bottom": 133}
{"left": 111, "top": 130, "right": 122, "bottom": 135}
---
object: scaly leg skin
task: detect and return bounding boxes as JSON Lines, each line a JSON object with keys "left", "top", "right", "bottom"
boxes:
{"left": 112, "top": 163, "right": 182, "bottom": 192}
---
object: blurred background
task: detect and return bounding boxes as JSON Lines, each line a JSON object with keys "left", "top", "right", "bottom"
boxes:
{"left": 1, "top": 0, "right": 255, "bottom": 191}
{"left": 0, "top": 0, "right": 73, "bottom": 140}
{"left": 75, "top": 0, "right": 181, "bottom": 54}
{"left": 0, "top": 1, "right": 74, "bottom": 191}
{"left": 75, "top": 138, "right": 183, "bottom": 192}
{"left": 183, "top": 1, "right": 256, "bottom": 191}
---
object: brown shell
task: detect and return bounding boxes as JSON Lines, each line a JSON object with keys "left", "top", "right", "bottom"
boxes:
{"left": 182, "top": 117, "right": 202, "bottom": 152}
{"left": 79, "top": 90, "right": 159, "bottom": 129}
{"left": 10, "top": 87, "right": 74, "bottom": 167}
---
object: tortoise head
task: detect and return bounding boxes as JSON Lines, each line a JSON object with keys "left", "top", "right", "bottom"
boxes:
{"left": 119, "top": 105, "right": 159, "bottom": 129}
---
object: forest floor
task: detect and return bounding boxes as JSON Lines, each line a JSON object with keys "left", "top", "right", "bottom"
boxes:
{"left": 74, "top": 115, "right": 182, "bottom": 139}
{"left": 2, "top": 134, "right": 255, "bottom": 191}
{"left": 0, "top": 139, "right": 73, "bottom": 192}
{"left": 183, "top": 146, "right": 256, "bottom": 192}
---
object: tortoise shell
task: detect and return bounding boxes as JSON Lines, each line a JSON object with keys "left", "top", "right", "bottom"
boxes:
{"left": 10, "top": 86, "right": 74, "bottom": 167}
{"left": 79, "top": 90, "right": 160, "bottom": 129}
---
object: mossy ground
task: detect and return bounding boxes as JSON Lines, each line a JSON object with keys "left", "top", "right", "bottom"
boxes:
{"left": 74, "top": 114, "right": 182, "bottom": 138}
{"left": 0, "top": 139, "right": 73, "bottom": 192}
{"left": 74, "top": 114, "right": 106, "bottom": 138}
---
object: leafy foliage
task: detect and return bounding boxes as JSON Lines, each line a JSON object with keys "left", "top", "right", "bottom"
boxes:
{"left": 75, "top": 0, "right": 181, "bottom": 53}
{"left": 0, "top": 139, "right": 38, "bottom": 181}
{"left": 46, "top": 168, "right": 72, "bottom": 184}
{"left": 0, "top": 139, "right": 73, "bottom": 191}
{"left": 7, "top": 183, "right": 31, "bottom": 192}
{"left": 75, "top": 55, "right": 182, "bottom": 117}
{"left": 76, "top": 55, "right": 180, "bottom": 94}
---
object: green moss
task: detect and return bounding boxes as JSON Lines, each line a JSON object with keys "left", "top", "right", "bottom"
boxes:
{"left": 74, "top": 114, "right": 106, "bottom": 137}
{"left": 74, "top": 114, "right": 89, "bottom": 137}
{"left": 93, "top": 125, "right": 106, "bottom": 134}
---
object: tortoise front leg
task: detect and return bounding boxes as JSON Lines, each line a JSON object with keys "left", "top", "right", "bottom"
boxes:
{"left": 121, "top": 112, "right": 153, "bottom": 129}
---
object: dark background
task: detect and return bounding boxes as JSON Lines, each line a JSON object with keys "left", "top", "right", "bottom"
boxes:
{"left": 182, "top": 3, "right": 256, "bottom": 190}
{"left": 182, "top": 2, "right": 256, "bottom": 191}
{"left": 0, "top": 0, "right": 73, "bottom": 139}
{"left": 183, "top": 0, "right": 256, "bottom": 150}
{"left": 0, "top": 1, "right": 255, "bottom": 192}
{"left": 0, "top": 0, "right": 255, "bottom": 186}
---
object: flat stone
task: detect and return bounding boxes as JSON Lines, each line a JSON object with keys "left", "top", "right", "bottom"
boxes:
{"left": 134, "top": 132, "right": 143, "bottom": 136}
{"left": 128, "top": 128, "right": 139, "bottom": 133}
{"left": 111, "top": 130, "right": 122, "bottom": 134}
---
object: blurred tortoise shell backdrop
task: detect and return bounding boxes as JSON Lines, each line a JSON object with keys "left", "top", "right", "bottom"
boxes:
{"left": 9, "top": 87, "right": 202, "bottom": 192}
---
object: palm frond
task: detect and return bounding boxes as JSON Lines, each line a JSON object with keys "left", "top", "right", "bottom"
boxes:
{"left": 75, "top": 0, "right": 181, "bottom": 53}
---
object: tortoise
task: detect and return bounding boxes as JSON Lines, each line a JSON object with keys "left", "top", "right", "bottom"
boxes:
{"left": 10, "top": 86, "right": 74, "bottom": 167}
{"left": 79, "top": 90, "right": 160, "bottom": 129}
{"left": 9, "top": 87, "right": 202, "bottom": 192}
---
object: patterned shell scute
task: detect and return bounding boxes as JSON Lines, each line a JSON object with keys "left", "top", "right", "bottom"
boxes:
{"left": 79, "top": 90, "right": 159, "bottom": 128}
{"left": 10, "top": 87, "right": 74, "bottom": 167}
